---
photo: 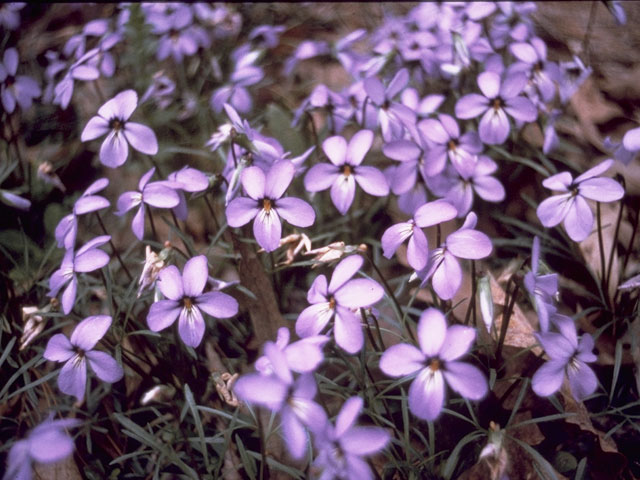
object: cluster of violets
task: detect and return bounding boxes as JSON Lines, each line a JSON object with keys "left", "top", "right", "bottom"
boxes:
{"left": 2, "top": 1, "right": 634, "bottom": 478}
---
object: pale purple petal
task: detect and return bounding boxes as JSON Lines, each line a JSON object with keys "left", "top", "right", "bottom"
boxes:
{"left": 417, "top": 308, "right": 447, "bottom": 357}
{"left": 447, "top": 229, "right": 492, "bottom": 259}
{"left": 334, "top": 278, "right": 384, "bottom": 309}
{"left": 131, "top": 205, "right": 145, "bottom": 240}
{"left": 44, "top": 334, "right": 74, "bottom": 362}
{"left": 157, "top": 265, "right": 184, "bottom": 300}
{"left": 432, "top": 253, "right": 462, "bottom": 300}
{"left": 281, "top": 408, "right": 308, "bottom": 459}
{"left": 276, "top": 197, "right": 315, "bottom": 227}
{"left": 567, "top": 361, "right": 598, "bottom": 401}
{"left": 622, "top": 127, "right": 640, "bottom": 151}
{"left": 73, "top": 248, "right": 109, "bottom": 273}
{"left": 233, "top": 373, "right": 287, "bottom": 410}
{"left": 537, "top": 193, "right": 572, "bottom": 228}
{"left": 147, "top": 300, "right": 181, "bottom": 331}
{"left": 60, "top": 276, "right": 77, "bottom": 315}
{"left": 241, "top": 166, "right": 266, "bottom": 200}
{"left": 342, "top": 427, "right": 390, "bottom": 455}
{"left": 254, "top": 209, "right": 282, "bottom": 252}
{"left": 330, "top": 174, "right": 356, "bottom": 215}
{"left": 455, "top": 93, "right": 489, "bottom": 119}
{"left": 510, "top": 42, "right": 538, "bottom": 64}
{"left": 500, "top": 73, "right": 527, "bottom": 99}
{"left": 578, "top": 177, "right": 624, "bottom": 202}
{"left": 363, "top": 76, "right": 385, "bottom": 105}
{"left": 537, "top": 332, "right": 574, "bottom": 361}
{"left": 86, "top": 350, "right": 124, "bottom": 383}
{"left": 197, "top": 291, "right": 238, "bottom": 318}
{"left": 178, "top": 306, "right": 206, "bottom": 347}
{"left": 414, "top": 200, "right": 458, "bottom": 227}
{"left": 98, "top": 89, "right": 137, "bottom": 121}
{"left": 100, "top": 131, "right": 129, "bottom": 168}
{"left": 439, "top": 326, "right": 476, "bottom": 361}
{"left": 542, "top": 172, "right": 572, "bottom": 191}
{"left": 574, "top": 159, "right": 614, "bottom": 183}
{"left": 564, "top": 195, "right": 593, "bottom": 242}
{"left": 381, "top": 222, "right": 413, "bottom": 259}
{"left": 347, "top": 130, "right": 374, "bottom": 166}
{"left": 504, "top": 96, "right": 537, "bottom": 122}
{"left": 322, "top": 135, "right": 348, "bottom": 166}
{"left": 334, "top": 306, "right": 363, "bottom": 354}
{"left": 296, "top": 302, "right": 334, "bottom": 337}
{"left": 71, "top": 315, "right": 111, "bottom": 350}
{"left": 307, "top": 275, "right": 328, "bottom": 303}
{"left": 182, "top": 255, "right": 208, "bottom": 297}
{"left": 266, "top": 160, "right": 295, "bottom": 200}
{"left": 379, "top": 343, "right": 425, "bottom": 377}
{"left": 407, "top": 228, "right": 428, "bottom": 271}
{"left": 226, "top": 197, "right": 260, "bottom": 227}
{"left": 443, "top": 361, "right": 487, "bottom": 400}
{"left": 304, "top": 163, "right": 340, "bottom": 192}
{"left": 577, "top": 335, "right": 597, "bottom": 363}
{"left": 335, "top": 396, "right": 363, "bottom": 437}
{"left": 420, "top": 118, "right": 449, "bottom": 144}
{"left": 478, "top": 71, "right": 500, "bottom": 99}
{"left": 116, "top": 191, "right": 141, "bottom": 215}
{"left": 143, "top": 183, "right": 180, "bottom": 208}
{"left": 284, "top": 338, "right": 326, "bottom": 373}
{"left": 387, "top": 68, "right": 409, "bottom": 99}
{"left": 473, "top": 176, "right": 505, "bottom": 202}
{"left": 328, "top": 255, "right": 363, "bottom": 293}
{"left": 4, "top": 48, "right": 18, "bottom": 76}
{"left": 382, "top": 140, "right": 421, "bottom": 162}
{"left": 81, "top": 116, "right": 109, "bottom": 141}
{"left": 264, "top": 341, "right": 293, "bottom": 385}
{"left": 409, "top": 368, "right": 445, "bottom": 420}
{"left": 58, "top": 356, "right": 86, "bottom": 401}
{"left": 124, "top": 122, "right": 159, "bottom": 155}
{"left": 74, "top": 195, "right": 109, "bottom": 215}
{"left": 478, "top": 107, "right": 510, "bottom": 145}
{"left": 532, "top": 360, "right": 566, "bottom": 397}
{"left": 354, "top": 166, "right": 389, "bottom": 196}
{"left": 28, "top": 425, "right": 77, "bottom": 464}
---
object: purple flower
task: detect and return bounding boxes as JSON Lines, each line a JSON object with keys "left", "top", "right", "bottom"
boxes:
{"left": 304, "top": 130, "right": 389, "bottom": 215}
{"left": 116, "top": 167, "right": 180, "bottom": 240}
{"left": 379, "top": 308, "right": 488, "bottom": 420}
{"left": 55, "top": 178, "right": 110, "bottom": 249}
{"left": 509, "top": 37, "right": 561, "bottom": 104}
{"left": 0, "top": 48, "right": 41, "bottom": 113}
{"left": 532, "top": 313, "right": 598, "bottom": 401}
{"left": 48, "top": 236, "right": 111, "bottom": 314}
{"left": 249, "top": 24, "right": 285, "bottom": 49}
{"left": 255, "top": 327, "right": 329, "bottom": 376}
{"left": 210, "top": 45, "right": 263, "bottom": 114}
{"left": 296, "top": 255, "right": 384, "bottom": 354}
{"left": 167, "top": 166, "right": 210, "bottom": 220}
{"left": 234, "top": 365, "right": 327, "bottom": 460}
{"left": 417, "top": 212, "right": 493, "bottom": 300}
{"left": 382, "top": 125, "right": 434, "bottom": 195}
{"left": 523, "top": 236, "right": 558, "bottom": 332}
{"left": 0, "top": 189, "right": 30, "bottom": 211}
{"left": 52, "top": 51, "right": 100, "bottom": 110}
{"left": 43, "top": 315, "right": 123, "bottom": 401}
{"left": 0, "top": 3, "right": 25, "bottom": 31}
{"left": 536, "top": 159, "right": 625, "bottom": 242}
{"left": 3, "top": 414, "right": 80, "bottom": 480}
{"left": 226, "top": 160, "right": 315, "bottom": 252}
{"left": 312, "top": 396, "right": 390, "bottom": 480}
{"left": 81, "top": 90, "right": 159, "bottom": 168}
{"left": 146, "top": 255, "right": 238, "bottom": 347}
{"left": 381, "top": 200, "right": 457, "bottom": 271}
{"left": 455, "top": 71, "right": 537, "bottom": 145}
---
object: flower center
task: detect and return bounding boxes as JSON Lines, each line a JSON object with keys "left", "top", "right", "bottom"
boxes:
{"left": 428, "top": 358, "right": 441, "bottom": 371}
{"left": 5, "top": 75, "right": 15, "bottom": 87}
{"left": 447, "top": 139, "right": 458, "bottom": 151}
{"left": 109, "top": 118, "right": 124, "bottom": 131}
{"left": 328, "top": 296, "right": 336, "bottom": 310}
{"left": 169, "top": 28, "right": 180, "bottom": 42}
{"left": 341, "top": 165, "right": 353, "bottom": 176}
{"left": 183, "top": 297, "right": 194, "bottom": 310}
{"left": 262, "top": 198, "right": 273, "bottom": 212}
{"left": 492, "top": 98, "right": 503, "bottom": 111}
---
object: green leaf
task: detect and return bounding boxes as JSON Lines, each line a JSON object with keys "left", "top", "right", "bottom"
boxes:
{"left": 184, "top": 383, "right": 210, "bottom": 469}
{"left": 442, "top": 431, "right": 484, "bottom": 480}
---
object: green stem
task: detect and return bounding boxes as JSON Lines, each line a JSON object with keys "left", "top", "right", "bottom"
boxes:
{"left": 605, "top": 199, "right": 624, "bottom": 290}
{"left": 464, "top": 260, "right": 477, "bottom": 326}
{"left": 148, "top": 205, "right": 158, "bottom": 240}
{"left": 596, "top": 202, "right": 609, "bottom": 305}
{"left": 95, "top": 212, "right": 133, "bottom": 282}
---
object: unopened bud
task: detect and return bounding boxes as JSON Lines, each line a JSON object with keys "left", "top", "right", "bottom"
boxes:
{"left": 20, "top": 306, "right": 47, "bottom": 351}
{"left": 476, "top": 274, "right": 494, "bottom": 334}
{"left": 141, "top": 384, "right": 176, "bottom": 405}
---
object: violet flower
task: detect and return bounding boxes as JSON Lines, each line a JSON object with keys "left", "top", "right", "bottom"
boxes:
{"left": 210, "top": 45, "right": 263, "bottom": 114}
{"left": 44, "top": 315, "right": 123, "bottom": 401}
{"left": 255, "top": 327, "right": 329, "bottom": 376}
{"left": 3, "top": 415, "right": 80, "bottom": 480}
{"left": 226, "top": 160, "right": 315, "bottom": 252}
{"left": 417, "top": 212, "right": 493, "bottom": 300}
{"left": 55, "top": 177, "right": 110, "bottom": 250}
{"left": 146, "top": 255, "right": 239, "bottom": 347}
{"left": 523, "top": 236, "right": 558, "bottom": 332}
{"left": 48, "top": 236, "right": 111, "bottom": 315}
{"left": 167, "top": 166, "right": 210, "bottom": 221}
{"left": 509, "top": 37, "right": 561, "bottom": 104}
{"left": 312, "top": 396, "right": 390, "bottom": 480}
{"left": 536, "top": 159, "right": 625, "bottom": 242}
{"left": 116, "top": 167, "right": 180, "bottom": 241}
{"left": 296, "top": 254, "right": 384, "bottom": 354}
{"left": 381, "top": 200, "right": 457, "bottom": 271}
{"left": 0, "top": 48, "right": 41, "bottom": 114}
{"left": 304, "top": 130, "right": 389, "bottom": 215}
{"left": 81, "top": 89, "right": 159, "bottom": 168}
{"left": 52, "top": 51, "right": 100, "bottom": 110}
{"left": 532, "top": 313, "right": 598, "bottom": 401}
{"left": 379, "top": 308, "right": 488, "bottom": 420}
{"left": 455, "top": 70, "right": 537, "bottom": 145}
{"left": 0, "top": 3, "right": 24, "bottom": 31}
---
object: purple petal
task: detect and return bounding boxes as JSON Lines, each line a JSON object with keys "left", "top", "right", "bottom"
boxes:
{"left": 567, "top": 360, "right": 598, "bottom": 401}
{"left": 363, "top": 76, "right": 385, "bottom": 105}
{"left": 124, "top": 122, "right": 159, "bottom": 155}
{"left": 233, "top": 373, "right": 287, "bottom": 410}
{"left": 577, "top": 335, "right": 597, "bottom": 363}
{"left": 335, "top": 396, "right": 363, "bottom": 437}
{"left": 341, "top": 427, "right": 390, "bottom": 455}
{"left": 58, "top": 356, "right": 86, "bottom": 401}
{"left": 439, "top": 325, "right": 476, "bottom": 361}
{"left": 381, "top": 222, "right": 413, "bottom": 259}
{"left": 354, "top": 166, "right": 389, "bottom": 196}
{"left": 432, "top": 253, "right": 462, "bottom": 300}
{"left": 76, "top": 235, "right": 110, "bottom": 257}
{"left": 74, "top": 195, "right": 109, "bottom": 215}
{"left": 241, "top": 166, "right": 266, "bottom": 200}
{"left": 330, "top": 174, "right": 356, "bottom": 215}
{"left": 420, "top": 118, "right": 449, "bottom": 144}
{"left": 455, "top": 94, "right": 488, "bottom": 119}
{"left": 281, "top": 408, "right": 308, "bottom": 459}
{"left": 265, "top": 341, "right": 293, "bottom": 385}
{"left": 266, "top": 160, "right": 295, "bottom": 200}
{"left": 334, "top": 306, "right": 363, "bottom": 354}
{"left": 382, "top": 140, "right": 421, "bottom": 162}
{"left": 143, "top": 183, "right": 180, "bottom": 208}
{"left": 414, "top": 200, "right": 457, "bottom": 227}
{"left": 447, "top": 229, "right": 492, "bottom": 259}
{"left": 407, "top": 228, "right": 428, "bottom": 271}
{"left": 379, "top": 343, "right": 425, "bottom": 377}
{"left": 409, "top": 368, "right": 445, "bottom": 420}
{"left": 537, "top": 332, "right": 574, "bottom": 360}
{"left": 532, "top": 360, "right": 566, "bottom": 397}
{"left": 197, "top": 291, "right": 238, "bottom": 318}
{"left": 44, "top": 334, "right": 74, "bottom": 362}
{"left": 622, "top": 127, "right": 640, "bottom": 151}
{"left": 307, "top": 275, "right": 328, "bottom": 303}
{"left": 334, "top": 278, "right": 384, "bottom": 309}
{"left": 276, "top": 197, "right": 315, "bottom": 227}
{"left": 578, "top": 177, "right": 624, "bottom": 202}
{"left": 417, "top": 308, "right": 447, "bottom": 357}
{"left": 178, "top": 305, "right": 206, "bottom": 347}
{"left": 473, "top": 176, "right": 506, "bottom": 202}
{"left": 510, "top": 42, "right": 538, "bottom": 64}
{"left": 98, "top": 90, "right": 137, "bottom": 121}
{"left": 182, "top": 255, "right": 208, "bottom": 297}
{"left": 86, "top": 350, "right": 123, "bottom": 383}
{"left": 61, "top": 276, "right": 77, "bottom": 315}
{"left": 3, "top": 48, "right": 18, "bottom": 76}
{"left": 71, "top": 315, "right": 111, "bottom": 350}
{"left": 253, "top": 209, "right": 282, "bottom": 252}
{"left": 478, "top": 107, "right": 510, "bottom": 145}
{"left": 116, "top": 191, "right": 141, "bottom": 215}
{"left": 390, "top": 161, "right": 418, "bottom": 195}
{"left": 74, "top": 248, "right": 109, "bottom": 273}
{"left": 100, "top": 131, "right": 129, "bottom": 168}
{"left": 322, "top": 135, "right": 348, "bottom": 166}
{"left": 537, "top": 193, "right": 572, "bottom": 228}
{"left": 329, "top": 255, "right": 363, "bottom": 293}
{"left": 500, "top": 73, "right": 527, "bottom": 99}
{"left": 284, "top": 338, "right": 326, "bottom": 373}
{"left": 226, "top": 197, "right": 260, "bottom": 227}
{"left": 296, "top": 302, "right": 334, "bottom": 337}
{"left": 347, "top": 130, "right": 374, "bottom": 166}
{"left": 147, "top": 299, "right": 181, "bottom": 331}
{"left": 504, "top": 96, "right": 537, "bottom": 122}
{"left": 387, "top": 68, "right": 409, "bottom": 98}
{"left": 574, "top": 159, "right": 614, "bottom": 183}
{"left": 157, "top": 266, "right": 184, "bottom": 300}
{"left": 563, "top": 194, "right": 593, "bottom": 242}
{"left": 28, "top": 427, "right": 76, "bottom": 464}
{"left": 443, "top": 361, "right": 487, "bottom": 400}
{"left": 131, "top": 205, "right": 145, "bottom": 240}
{"left": 542, "top": 172, "right": 572, "bottom": 191}
{"left": 478, "top": 71, "right": 500, "bottom": 99}
{"left": 304, "top": 163, "right": 340, "bottom": 192}
{"left": 81, "top": 116, "right": 109, "bottom": 141}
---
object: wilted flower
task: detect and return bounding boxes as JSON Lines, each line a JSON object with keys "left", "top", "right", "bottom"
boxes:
{"left": 20, "top": 306, "right": 47, "bottom": 351}
{"left": 379, "top": 308, "right": 488, "bottom": 420}
{"left": 536, "top": 159, "right": 625, "bottom": 242}
{"left": 37, "top": 161, "right": 66, "bottom": 193}
{"left": 304, "top": 241, "right": 367, "bottom": 268}
{"left": 138, "top": 245, "right": 167, "bottom": 298}
{"left": 146, "top": 255, "right": 238, "bottom": 347}
{"left": 44, "top": 315, "right": 123, "bottom": 401}
{"left": 81, "top": 89, "right": 159, "bottom": 168}
{"left": 523, "top": 236, "right": 558, "bottom": 332}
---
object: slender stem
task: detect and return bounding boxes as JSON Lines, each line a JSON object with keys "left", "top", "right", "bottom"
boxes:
{"left": 7, "top": 117, "right": 30, "bottom": 194}
{"left": 146, "top": 154, "right": 164, "bottom": 178}
{"left": 464, "top": 260, "right": 477, "bottom": 326}
{"left": 436, "top": 224, "right": 441, "bottom": 249}
{"left": 204, "top": 194, "right": 220, "bottom": 231}
{"left": 596, "top": 202, "right": 609, "bottom": 304}
{"left": 582, "top": 1, "right": 598, "bottom": 65}
{"left": 170, "top": 209, "right": 182, "bottom": 234}
{"left": 147, "top": 205, "right": 158, "bottom": 239}
{"left": 305, "top": 111, "right": 320, "bottom": 158}
{"left": 621, "top": 204, "right": 638, "bottom": 275}
{"left": 362, "top": 309, "right": 381, "bottom": 352}
{"left": 230, "top": 138, "right": 238, "bottom": 169}
{"left": 93, "top": 80, "right": 106, "bottom": 104}
{"left": 360, "top": 95, "right": 369, "bottom": 129}
{"left": 605, "top": 199, "right": 624, "bottom": 290}
{"left": 496, "top": 282, "right": 520, "bottom": 363}
{"left": 370, "top": 312, "right": 387, "bottom": 351}
{"left": 95, "top": 212, "right": 133, "bottom": 281}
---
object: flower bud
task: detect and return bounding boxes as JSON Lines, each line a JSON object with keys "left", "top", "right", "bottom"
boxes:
{"left": 476, "top": 274, "right": 494, "bottom": 334}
